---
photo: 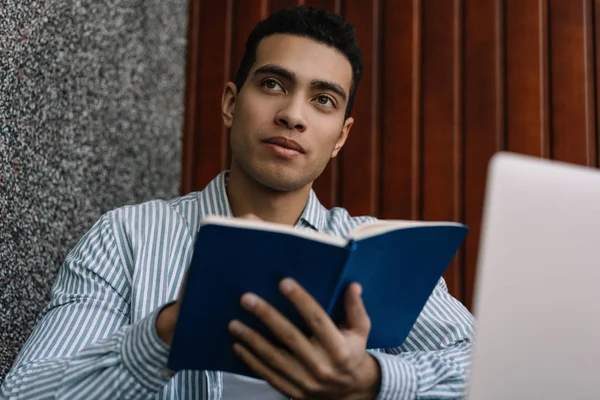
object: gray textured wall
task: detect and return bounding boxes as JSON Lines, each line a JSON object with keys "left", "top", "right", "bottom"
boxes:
{"left": 0, "top": 0, "right": 188, "bottom": 380}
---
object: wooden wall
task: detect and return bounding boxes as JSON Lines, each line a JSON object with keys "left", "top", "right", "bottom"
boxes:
{"left": 181, "top": 0, "right": 600, "bottom": 309}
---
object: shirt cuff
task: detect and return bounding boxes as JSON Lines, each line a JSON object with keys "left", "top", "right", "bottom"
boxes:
{"left": 121, "top": 305, "right": 173, "bottom": 390}
{"left": 369, "top": 351, "right": 418, "bottom": 400}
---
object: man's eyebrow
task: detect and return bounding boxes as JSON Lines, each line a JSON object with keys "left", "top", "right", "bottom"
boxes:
{"left": 310, "top": 80, "right": 348, "bottom": 103}
{"left": 253, "top": 64, "right": 296, "bottom": 82}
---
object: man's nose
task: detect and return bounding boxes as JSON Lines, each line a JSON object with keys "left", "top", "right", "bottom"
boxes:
{"left": 275, "top": 97, "right": 308, "bottom": 131}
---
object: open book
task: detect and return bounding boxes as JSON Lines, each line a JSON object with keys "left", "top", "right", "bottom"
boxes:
{"left": 167, "top": 215, "right": 469, "bottom": 377}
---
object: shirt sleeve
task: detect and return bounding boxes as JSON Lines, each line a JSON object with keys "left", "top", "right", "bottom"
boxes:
{"left": 368, "top": 278, "right": 475, "bottom": 400}
{"left": 0, "top": 212, "right": 173, "bottom": 399}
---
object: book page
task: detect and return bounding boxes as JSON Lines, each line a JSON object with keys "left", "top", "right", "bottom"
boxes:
{"left": 349, "top": 220, "right": 466, "bottom": 241}
{"left": 200, "top": 215, "right": 348, "bottom": 247}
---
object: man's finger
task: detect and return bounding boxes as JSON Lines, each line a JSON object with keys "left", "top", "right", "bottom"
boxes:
{"left": 232, "top": 343, "right": 304, "bottom": 399}
{"left": 235, "top": 294, "right": 322, "bottom": 371}
{"left": 229, "top": 318, "right": 304, "bottom": 374}
{"left": 344, "top": 283, "right": 371, "bottom": 337}
{"left": 279, "top": 278, "right": 345, "bottom": 354}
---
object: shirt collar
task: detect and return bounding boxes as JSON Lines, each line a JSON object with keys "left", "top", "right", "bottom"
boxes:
{"left": 198, "top": 171, "right": 329, "bottom": 232}
{"left": 297, "top": 189, "right": 328, "bottom": 232}
{"left": 196, "top": 170, "right": 234, "bottom": 220}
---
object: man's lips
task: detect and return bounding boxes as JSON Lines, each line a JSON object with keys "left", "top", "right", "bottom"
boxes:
{"left": 262, "top": 137, "right": 306, "bottom": 154}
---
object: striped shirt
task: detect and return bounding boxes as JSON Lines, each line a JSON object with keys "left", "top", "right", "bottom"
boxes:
{"left": 1, "top": 171, "right": 475, "bottom": 399}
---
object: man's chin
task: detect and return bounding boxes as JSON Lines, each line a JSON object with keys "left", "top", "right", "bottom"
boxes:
{"left": 251, "top": 166, "right": 313, "bottom": 193}
{"left": 258, "top": 176, "right": 307, "bottom": 193}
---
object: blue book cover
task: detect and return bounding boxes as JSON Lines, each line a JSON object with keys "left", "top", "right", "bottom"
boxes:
{"left": 167, "top": 216, "right": 468, "bottom": 377}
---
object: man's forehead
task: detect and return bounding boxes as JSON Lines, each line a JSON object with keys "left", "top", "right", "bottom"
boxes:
{"left": 252, "top": 34, "right": 352, "bottom": 91}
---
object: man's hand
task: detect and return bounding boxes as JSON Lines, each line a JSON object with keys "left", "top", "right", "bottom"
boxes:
{"left": 228, "top": 278, "right": 381, "bottom": 400}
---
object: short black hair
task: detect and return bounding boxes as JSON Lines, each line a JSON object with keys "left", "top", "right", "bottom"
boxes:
{"left": 233, "top": 6, "right": 363, "bottom": 120}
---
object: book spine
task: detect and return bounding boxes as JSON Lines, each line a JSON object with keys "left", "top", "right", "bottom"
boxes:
{"left": 346, "top": 239, "right": 358, "bottom": 252}
{"left": 325, "top": 240, "right": 358, "bottom": 319}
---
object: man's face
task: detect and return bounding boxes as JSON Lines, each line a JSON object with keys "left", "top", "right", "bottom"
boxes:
{"left": 222, "top": 34, "right": 354, "bottom": 192}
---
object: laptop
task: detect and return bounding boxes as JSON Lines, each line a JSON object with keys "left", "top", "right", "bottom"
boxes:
{"left": 466, "top": 152, "right": 600, "bottom": 400}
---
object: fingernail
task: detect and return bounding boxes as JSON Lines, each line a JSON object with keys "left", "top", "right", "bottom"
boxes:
{"left": 356, "top": 284, "right": 362, "bottom": 296}
{"left": 280, "top": 278, "right": 294, "bottom": 294}
{"left": 241, "top": 293, "right": 257, "bottom": 308}
{"left": 229, "top": 320, "right": 242, "bottom": 334}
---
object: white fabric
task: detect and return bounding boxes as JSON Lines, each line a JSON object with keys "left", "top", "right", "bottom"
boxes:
{"left": 221, "top": 372, "right": 288, "bottom": 399}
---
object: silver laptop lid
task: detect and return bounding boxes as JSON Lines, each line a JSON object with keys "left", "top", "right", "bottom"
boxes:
{"left": 467, "top": 152, "right": 600, "bottom": 400}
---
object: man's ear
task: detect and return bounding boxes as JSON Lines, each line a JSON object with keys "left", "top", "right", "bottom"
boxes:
{"left": 222, "top": 82, "right": 238, "bottom": 128}
{"left": 331, "top": 117, "right": 354, "bottom": 158}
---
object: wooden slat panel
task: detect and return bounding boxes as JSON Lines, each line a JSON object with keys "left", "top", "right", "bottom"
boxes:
{"left": 181, "top": 0, "right": 203, "bottom": 195}
{"left": 230, "top": 0, "right": 266, "bottom": 87}
{"left": 269, "top": 0, "right": 301, "bottom": 11}
{"left": 505, "top": 0, "right": 550, "bottom": 157}
{"left": 192, "top": 0, "right": 232, "bottom": 190}
{"left": 380, "top": 0, "right": 421, "bottom": 220}
{"left": 421, "top": 0, "right": 463, "bottom": 299}
{"left": 341, "top": 0, "right": 381, "bottom": 216}
{"left": 304, "top": 0, "right": 340, "bottom": 208}
{"left": 549, "top": 0, "right": 596, "bottom": 165}
{"left": 463, "top": 0, "right": 504, "bottom": 309}
{"left": 304, "top": 0, "right": 337, "bottom": 11}
{"left": 227, "top": 0, "right": 265, "bottom": 167}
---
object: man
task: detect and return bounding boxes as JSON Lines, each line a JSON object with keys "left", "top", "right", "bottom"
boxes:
{"left": 1, "top": 6, "right": 474, "bottom": 399}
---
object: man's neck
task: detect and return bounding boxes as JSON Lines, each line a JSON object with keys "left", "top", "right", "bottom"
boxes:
{"left": 226, "top": 162, "right": 311, "bottom": 226}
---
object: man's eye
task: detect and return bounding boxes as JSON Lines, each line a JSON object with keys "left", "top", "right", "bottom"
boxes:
{"left": 316, "top": 95, "right": 334, "bottom": 107}
{"left": 263, "top": 79, "right": 282, "bottom": 90}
